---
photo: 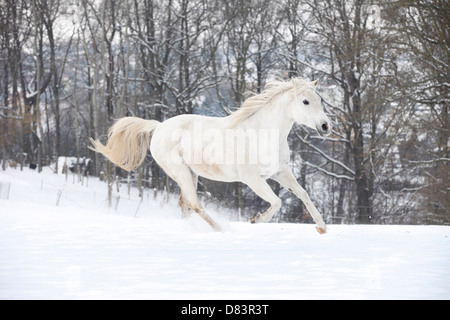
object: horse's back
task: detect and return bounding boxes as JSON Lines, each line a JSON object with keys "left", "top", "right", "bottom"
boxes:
{"left": 150, "top": 114, "right": 224, "bottom": 162}
{"left": 150, "top": 114, "right": 243, "bottom": 181}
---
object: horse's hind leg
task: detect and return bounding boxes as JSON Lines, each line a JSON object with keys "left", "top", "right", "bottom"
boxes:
{"left": 178, "top": 194, "right": 191, "bottom": 219}
{"left": 178, "top": 173, "right": 198, "bottom": 219}
{"left": 175, "top": 165, "right": 221, "bottom": 231}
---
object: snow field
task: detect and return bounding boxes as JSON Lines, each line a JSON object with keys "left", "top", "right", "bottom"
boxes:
{"left": 0, "top": 168, "right": 449, "bottom": 299}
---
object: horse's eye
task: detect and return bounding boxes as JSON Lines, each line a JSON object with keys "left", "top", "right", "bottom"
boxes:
{"left": 303, "top": 99, "right": 309, "bottom": 105}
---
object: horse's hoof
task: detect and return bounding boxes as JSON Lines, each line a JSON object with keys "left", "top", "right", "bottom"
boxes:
{"left": 250, "top": 214, "right": 260, "bottom": 224}
{"left": 316, "top": 226, "right": 327, "bottom": 234}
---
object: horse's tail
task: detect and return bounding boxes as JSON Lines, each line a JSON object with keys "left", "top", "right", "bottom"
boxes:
{"left": 89, "top": 117, "right": 161, "bottom": 171}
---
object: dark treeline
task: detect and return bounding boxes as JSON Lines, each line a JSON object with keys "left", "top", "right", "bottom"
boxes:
{"left": 0, "top": 0, "right": 448, "bottom": 224}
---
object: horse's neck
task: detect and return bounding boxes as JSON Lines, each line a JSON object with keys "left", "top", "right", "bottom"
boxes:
{"left": 234, "top": 103, "right": 294, "bottom": 142}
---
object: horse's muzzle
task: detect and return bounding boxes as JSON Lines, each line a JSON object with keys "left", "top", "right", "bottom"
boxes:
{"left": 317, "top": 122, "right": 331, "bottom": 136}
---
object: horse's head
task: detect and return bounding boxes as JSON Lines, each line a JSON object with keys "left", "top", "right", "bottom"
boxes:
{"left": 290, "top": 79, "right": 332, "bottom": 136}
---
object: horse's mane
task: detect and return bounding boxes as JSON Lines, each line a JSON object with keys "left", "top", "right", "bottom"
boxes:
{"left": 227, "top": 77, "right": 310, "bottom": 127}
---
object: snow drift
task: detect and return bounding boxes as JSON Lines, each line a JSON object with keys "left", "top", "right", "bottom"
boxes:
{"left": 0, "top": 168, "right": 449, "bottom": 299}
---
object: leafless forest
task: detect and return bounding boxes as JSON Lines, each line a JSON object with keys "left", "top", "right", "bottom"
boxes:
{"left": 0, "top": 0, "right": 448, "bottom": 224}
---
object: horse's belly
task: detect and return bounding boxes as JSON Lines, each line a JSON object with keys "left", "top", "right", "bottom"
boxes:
{"left": 189, "top": 163, "right": 239, "bottom": 182}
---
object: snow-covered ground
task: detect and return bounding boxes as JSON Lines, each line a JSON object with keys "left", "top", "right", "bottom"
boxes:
{"left": 0, "top": 167, "right": 449, "bottom": 300}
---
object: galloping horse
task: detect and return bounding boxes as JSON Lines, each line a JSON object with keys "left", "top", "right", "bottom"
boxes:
{"left": 90, "top": 78, "right": 332, "bottom": 234}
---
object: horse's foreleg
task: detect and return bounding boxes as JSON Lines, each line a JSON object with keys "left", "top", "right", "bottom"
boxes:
{"left": 243, "top": 176, "right": 282, "bottom": 224}
{"left": 273, "top": 169, "right": 327, "bottom": 234}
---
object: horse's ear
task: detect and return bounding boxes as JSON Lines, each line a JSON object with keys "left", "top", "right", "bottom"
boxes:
{"left": 311, "top": 79, "right": 319, "bottom": 87}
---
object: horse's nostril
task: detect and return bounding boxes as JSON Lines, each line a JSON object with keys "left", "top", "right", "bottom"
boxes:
{"left": 322, "top": 123, "right": 329, "bottom": 132}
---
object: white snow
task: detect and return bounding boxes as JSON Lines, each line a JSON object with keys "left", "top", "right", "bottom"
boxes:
{"left": 1, "top": 168, "right": 449, "bottom": 300}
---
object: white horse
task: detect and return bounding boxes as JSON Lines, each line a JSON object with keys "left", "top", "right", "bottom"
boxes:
{"left": 90, "top": 78, "right": 331, "bottom": 234}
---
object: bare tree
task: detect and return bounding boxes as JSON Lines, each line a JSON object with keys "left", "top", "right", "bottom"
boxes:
{"left": 390, "top": 0, "right": 449, "bottom": 223}
{"left": 288, "top": 0, "right": 415, "bottom": 223}
{"left": 0, "top": 0, "right": 446, "bottom": 225}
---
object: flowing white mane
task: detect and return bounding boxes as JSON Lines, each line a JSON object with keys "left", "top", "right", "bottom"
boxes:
{"left": 227, "top": 77, "right": 310, "bottom": 127}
